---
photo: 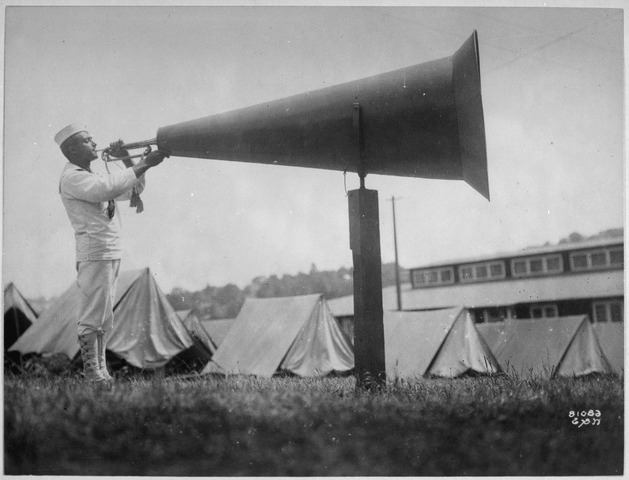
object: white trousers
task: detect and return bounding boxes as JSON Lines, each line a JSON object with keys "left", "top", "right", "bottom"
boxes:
{"left": 76, "top": 260, "right": 121, "bottom": 336}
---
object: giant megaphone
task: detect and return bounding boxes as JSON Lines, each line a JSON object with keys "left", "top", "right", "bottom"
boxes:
{"left": 124, "top": 31, "right": 489, "bottom": 199}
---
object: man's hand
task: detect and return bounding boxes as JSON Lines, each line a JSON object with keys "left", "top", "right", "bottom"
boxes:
{"left": 108, "top": 139, "right": 136, "bottom": 168}
{"left": 145, "top": 150, "right": 168, "bottom": 167}
{"left": 132, "top": 149, "right": 169, "bottom": 178}
{"left": 108, "top": 139, "right": 129, "bottom": 158}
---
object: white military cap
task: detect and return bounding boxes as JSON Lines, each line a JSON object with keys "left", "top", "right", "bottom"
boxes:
{"left": 54, "top": 123, "right": 88, "bottom": 146}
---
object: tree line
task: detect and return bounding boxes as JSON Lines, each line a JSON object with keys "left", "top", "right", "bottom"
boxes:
{"left": 166, "top": 262, "right": 409, "bottom": 320}
{"left": 166, "top": 227, "right": 624, "bottom": 320}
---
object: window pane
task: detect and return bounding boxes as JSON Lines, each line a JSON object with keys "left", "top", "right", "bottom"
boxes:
{"left": 572, "top": 254, "right": 588, "bottom": 269}
{"left": 531, "top": 307, "right": 543, "bottom": 319}
{"left": 513, "top": 261, "right": 527, "bottom": 274}
{"left": 546, "top": 256, "right": 561, "bottom": 272}
{"left": 594, "top": 305, "right": 607, "bottom": 322}
{"left": 441, "top": 269, "right": 452, "bottom": 282}
{"left": 486, "top": 308, "right": 506, "bottom": 322}
{"left": 591, "top": 252, "right": 607, "bottom": 267}
{"left": 544, "top": 306, "right": 557, "bottom": 317}
{"left": 427, "top": 271, "right": 438, "bottom": 283}
{"left": 460, "top": 267, "right": 473, "bottom": 280}
{"left": 530, "top": 259, "right": 543, "bottom": 273}
{"left": 414, "top": 272, "right": 425, "bottom": 284}
{"left": 476, "top": 265, "right": 488, "bottom": 278}
{"left": 610, "top": 303, "right": 623, "bottom": 323}
{"left": 609, "top": 249, "right": 623, "bottom": 265}
{"left": 490, "top": 263, "right": 504, "bottom": 277}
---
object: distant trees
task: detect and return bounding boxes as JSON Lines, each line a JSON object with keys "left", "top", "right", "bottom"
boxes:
{"left": 26, "top": 228, "right": 624, "bottom": 320}
{"left": 251, "top": 266, "right": 354, "bottom": 300}
{"left": 558, "top": 228, "right": 622, "bottom": 244}
{"left": 168, "top": 283, "right": 246, "bottom": 320}
{"left": 166, "top": 262, "right": 408, "bottom": 320}
{"left": 164, "top": 227, "right": 624, "bottom": 320}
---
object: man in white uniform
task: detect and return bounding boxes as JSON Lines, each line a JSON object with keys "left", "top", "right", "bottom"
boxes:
{"left": 55, "top": 123, "right": 167, "bottom": 383}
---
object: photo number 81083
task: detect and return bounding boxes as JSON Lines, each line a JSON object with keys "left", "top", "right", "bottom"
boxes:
{"left": 569, "top": 410, "right": 601, "bottom": 428}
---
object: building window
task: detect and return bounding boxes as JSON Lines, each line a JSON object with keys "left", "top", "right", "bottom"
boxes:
{"left": 591, "top": 252, "right": 607, "bottom": 267}
{"left": 546, "top": 256, "right": 561, "bottom": 272}
{"left": 592, "top": 300, "right": 624, "bottom": 323}
{"left": 412, "top": 267, "right": 455, "bottom": 288}
{"left": 609, "top": 248, "right": 624, "bottom": 266}
{"left": 458, "top": 261, "right": 506, "bottom": 283}
{"left": 478, "top": 307, "right": 511, "bottom": 323}
{"left": 511, "top": 254, "right": 564, "bottom": 278}
{"left": 490, "top": 263, "right": 503, "bottom": 277}
{"left": 570, "top": 247, "right": 624, "bottom": 271}
{"left": 476, "top": 265, "right": 488, "bottom": 279}
{"left": 529, "top": 304, "right": 558, "bottom": 319}
{"left": 460, "top": 266, "right": 473, "bottom": 281}
{"left": 513, "top": 260, "right": 527, "bottom": 275}
{"left": 441, "top": 269, "right": 452, "bottom": 283}
{"left": 530, "top": 258, "right": 543, "bottom": 273}
{"left": 571, "top": 254, "right": 588, "bottom": 269}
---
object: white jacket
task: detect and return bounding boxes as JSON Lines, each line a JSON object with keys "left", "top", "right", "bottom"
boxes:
{"left": 59, "top": 162, "right": 145, "bottom": 262}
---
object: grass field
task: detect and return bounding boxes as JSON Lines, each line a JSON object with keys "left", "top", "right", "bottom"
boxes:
{"left": 4, "top": 371, "right": 624, "bottom": 476}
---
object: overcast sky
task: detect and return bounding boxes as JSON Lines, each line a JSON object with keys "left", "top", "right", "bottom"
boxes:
{"left": 1, "top": 1, "right": 625, "bottom": 299}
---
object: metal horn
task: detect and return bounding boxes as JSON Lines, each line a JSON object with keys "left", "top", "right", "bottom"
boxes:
{"left": 106, "top": 31, "right": 489, "bottom": 199}
{"left": 100, "top": 138, "right": 157, "bottom": 163}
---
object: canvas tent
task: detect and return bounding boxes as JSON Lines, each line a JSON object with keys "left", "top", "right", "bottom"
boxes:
{"left": 10, "top": 269, "right": 194, "bottom": 369}
{"left": 477, "top": 316, "right": 611, "bottom": 378}
{"left": 201, "top": 318, "right": 234, "bottom": 347}
{"left": 203, "top": 294, "right": 354, "bottom": 377}
{"left": 163, "top": 310, "right": 218, "bottom": 373}
{"left": 177, "top": 310, "right": 217, "bottom": 355}
{"left": 592, "top": 323, "right": 624, "bottom": 375}
{"left": 384, "top": 307, "right": 500, "bottom": 379}
{"left": 4, "top": 283, "right": 39, "bottom": 351}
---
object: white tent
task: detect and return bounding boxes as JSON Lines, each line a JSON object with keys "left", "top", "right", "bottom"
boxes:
{"left": 592, "top": 322, "right": 624, "bottom": 375}
{"left": 477, "top": 316, "right": 611, "bottom": 378}
{"left": 203, "top": 294, "right": 354, "bottom": 377}
{"left": 201, "top": 318, "right": 234, "bottom": 347}
{"left": 384, "top": 307, "right": 500, "bottom": 379}
{"left": 177, "top": 309, "right": 217, "bottom": 355}
{"left": 4, "top": 283, "right": 39, "bottom": 351}
{"left": 10, "top": 269, "right": 194, "bottom": 369}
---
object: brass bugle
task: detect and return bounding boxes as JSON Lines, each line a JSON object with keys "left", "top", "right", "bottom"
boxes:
{"left": 99, "top": 138, "right": 157, "bottom": 162}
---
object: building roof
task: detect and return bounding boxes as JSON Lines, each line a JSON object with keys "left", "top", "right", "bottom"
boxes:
{"left": 412, "top": 236, "right": 623, "bottom": 270}
{"left": 327, "top": 270, "right": 624, "bottom": 317}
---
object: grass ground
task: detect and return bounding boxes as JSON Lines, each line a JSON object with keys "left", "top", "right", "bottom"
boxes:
{"left": 4, "top": 372, "right": 624, "bottom": 476}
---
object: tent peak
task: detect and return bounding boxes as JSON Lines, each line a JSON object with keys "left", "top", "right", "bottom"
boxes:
{"left": 127, "top": 267, "right": 152, "bottom": 279}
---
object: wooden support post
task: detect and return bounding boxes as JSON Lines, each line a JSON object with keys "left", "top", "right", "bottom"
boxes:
{"left": 348, "top": 188, "right": 386, "bottom": 389}
{"left": 348, "top": 102, "right": 385, "bottom": 389}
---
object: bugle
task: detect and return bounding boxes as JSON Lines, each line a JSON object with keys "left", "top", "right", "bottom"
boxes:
{"left": 99, "top": 138, "right": 157, "bottom": 163}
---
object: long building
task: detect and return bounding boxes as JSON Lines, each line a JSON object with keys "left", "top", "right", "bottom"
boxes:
{"left": 328, "top": 236, "right": 624, "bottom": 340}
{"left": 407, "top": 236, "right": 623, "bottom": 323}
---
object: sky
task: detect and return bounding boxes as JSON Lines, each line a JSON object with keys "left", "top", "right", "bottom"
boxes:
{"left": 1, "top": 1, "right": 625, "bottom": 300}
